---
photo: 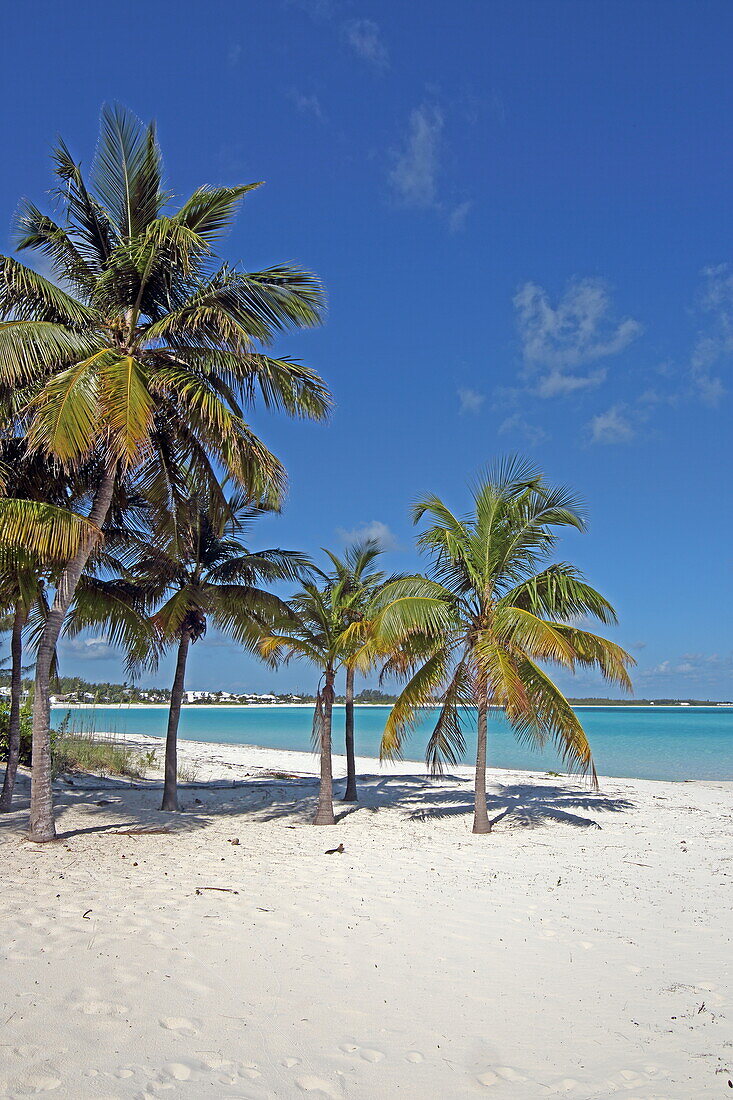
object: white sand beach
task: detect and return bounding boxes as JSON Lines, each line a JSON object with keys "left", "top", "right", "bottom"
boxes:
{"left": 1, "top": 736, "right": 731, "bottom": 1099}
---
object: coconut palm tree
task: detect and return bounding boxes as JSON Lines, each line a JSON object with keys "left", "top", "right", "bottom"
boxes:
{"left": 260, "top": 578, "right": 359, "bottom": 825}
{"left": 370, "top": 458, "right": 634, "bottom": 834}
{"left": 0, "top": 442, "right": 94, "bottom": 810}
{"left": 0, "top": 560, "right": 47, "bottom": 810}
{"left": 323, "top": 539, "right": 389, "bottom": 802}
{"left": 68, "top": 491, "right": 310, "bottom": 811}
{"left": 0, "top": 104, "right": 330, "bottom": 840}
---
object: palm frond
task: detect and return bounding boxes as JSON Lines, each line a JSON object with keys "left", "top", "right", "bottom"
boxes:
{"left": 0, "top": 499, "right": 99, "bottom": 561}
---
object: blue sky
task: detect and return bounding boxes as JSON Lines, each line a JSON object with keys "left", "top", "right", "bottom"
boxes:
{"left": 2, "top": 0, "right": 732, "bottom": 698}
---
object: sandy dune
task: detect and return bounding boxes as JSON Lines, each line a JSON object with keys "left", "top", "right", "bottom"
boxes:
{"left": 1, "top": 735, "right": 731, "bottom": 1099}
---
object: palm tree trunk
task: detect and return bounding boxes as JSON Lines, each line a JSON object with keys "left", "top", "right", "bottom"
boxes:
{"left": 472, "top": 699, "right": 491, "bottom": 834}
{"left": 29, "top": 466, "right": 117, "bottom": 842}
{"left": 313, "top": 668, "right": 336, "bottom": 825}
{"left": 0, "top": 604, "right": 27, "bottom": 812}
{"left": 342, "top": 665, "right": 357, "bottom": 802}
{"left": 161, "top": 629, "right": 190, "bottom": 812}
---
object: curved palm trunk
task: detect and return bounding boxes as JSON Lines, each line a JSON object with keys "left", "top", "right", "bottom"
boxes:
{"left": 342, "top": 665, "right": 357, "bottom": 802}
{"left": 472, "top": 699, "right": 491, "bottom": 834}
{"left": 161, "top": 629, "right": 190, "bottom": 812}
{"left": 0, "top": 604, "right": 27, "bottom": 811}
{"left": 29, "top": 467, "right": 117, "bottom": 842}
{"left": 313, "top": 667, "right": 336, "bottom": 825}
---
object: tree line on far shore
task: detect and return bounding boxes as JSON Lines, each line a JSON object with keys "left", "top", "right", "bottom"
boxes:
{"left": 0, "top": 105, "right": 633, "bottom": 838}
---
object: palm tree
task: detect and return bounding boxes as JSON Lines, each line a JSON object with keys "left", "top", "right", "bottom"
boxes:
{"left": 0, "top": 442, "right": 90, "bottom": 810}
{"left": 0, "top": 104, "right": 330, "bottom": 840}
{"left": 370, "top": 458, "right": 634, "bottom": 834}
{"left": 0, "top": 559, "right": 46, "bottom": 810}
{"left": 323, "top": 539, "right": 388, "bottom": 802}
{"left": 69, "top": 492, "right": 310, "bottom": 811}
{"left": 260, "top": 579, "right": 357, "bottom": 824}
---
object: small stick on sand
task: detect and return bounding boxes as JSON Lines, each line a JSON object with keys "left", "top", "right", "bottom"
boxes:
{"left": 195, "top": 887, "right": 239, "bottom": 894}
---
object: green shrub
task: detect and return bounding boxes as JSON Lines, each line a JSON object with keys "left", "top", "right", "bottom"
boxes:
{"left": 51, "top": 731, "right": 152, "bottom": 780}
{"left": 0, "top": 700, "right": 35, "bottom": 766}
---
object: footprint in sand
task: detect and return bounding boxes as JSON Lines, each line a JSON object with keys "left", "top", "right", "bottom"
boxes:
{"left": 159, "top": 1016, "right": 200, "bottom": 1037}
{"left": 405, "top": 1052, "right": 424, "bottom": 1064}
{"left": 477, "top": 1064, "right": 528, "bottom": 1082}
{"left": 495, "top": 1067, "right": 528, "bottom": 1082}
{"left": 238, "top": 1064, "right": 262, "bottom": 1080}
{"left": 282, "top": 1058, "right": 300, "bottom": 1069}
{"left": 295, "top": 1076, "right": 340, "bottom": 1097}
{"left": 73, "top": 1000, "right": 129, "bottom": 1017}
{"left": 358, "top": 1049, "right": 384, "bottom": 1063}
{"left": 11, "top": 1075, "right": 62, "bottom": 1093}
{"left": 477, "top": 1070, "right": 499, "bottom": 1087}
{"left": 163, "top": 1062, "right": 193, "bottom": 1081}
{"left": 337, "top": 1043, "right": 384, "bottom": 1064}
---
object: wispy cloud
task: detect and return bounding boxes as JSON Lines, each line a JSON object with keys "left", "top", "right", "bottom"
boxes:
{"left": 588, "top": 404, "right": 636, "bottom": 445}
{"left": 287, "top": 0, "right": 338, "bottom": 20}
{"left": 498, "top": 413, "right": 548, "bottom": 446}
{"left": 638, "top": 651, "right": 733, "bottom": 688}
{"left": 449, "top": 200, "right": 472, "bottom": 233}
{"left": 690, "top": 264, "right": 733, "bottom": 405}
{"left": 61, "top": 636, "right": 117, "bottom": 661}
{"left": 288, "top": 89, "right": 325, "bottom": 122}
{"left": 458, "top": 387, "right": 485, "bottom": 414}
{"left": 337, "top": 520, "right": 399, "bottom": 550}
{"left": 344, "top": 18, "right": 389, "bottom": 68}
{"left": 535, "top": 369, "right": 606, "bottom": 398}
{"left": 514, "top": 278, "right": 642, "bottom": 398}
{"left": 389, "top": 103, "right": 444, "bottom": 210}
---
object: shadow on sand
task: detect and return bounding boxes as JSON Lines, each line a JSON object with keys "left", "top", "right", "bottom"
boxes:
{"left": 0, "top": 765, "right": 634, "bottom": 840}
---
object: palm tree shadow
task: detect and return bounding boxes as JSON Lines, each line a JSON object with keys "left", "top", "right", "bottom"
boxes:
{"left": 253, "top": 773, "right": 634, "bottom": 830}
{"left": 0, "top": 768, "right": 634, "bottom": 835}
{"left": 405, "top": 779, "right": 633, "bottom": 828}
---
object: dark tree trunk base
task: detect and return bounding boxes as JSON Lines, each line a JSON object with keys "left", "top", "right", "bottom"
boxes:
{"left": 0, "top": 606, "right": 25, "bottom": 812}
{"left": 343, "top": 666, "right": 357, "bottom": 804}
{"left": 161, "top": 630, "right": 190, "bottom": 814}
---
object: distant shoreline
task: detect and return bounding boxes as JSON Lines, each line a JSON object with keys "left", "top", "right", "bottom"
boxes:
{"left": 50, "top": 702, "right": 733, "bottom": 710}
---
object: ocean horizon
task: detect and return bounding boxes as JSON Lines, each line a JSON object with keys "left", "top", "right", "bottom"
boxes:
{"left": 51, "top": 703, "right": 733, "bottom": 783}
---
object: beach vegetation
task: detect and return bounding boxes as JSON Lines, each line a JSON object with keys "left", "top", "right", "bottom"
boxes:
{"left": 322, "top": 538, "right": 393, "bottom": 802}
{"left": 369, "top": 457, "right": 635, "bottom": 833}
{"left": 51, "top": 729, "right": 152, "bottom": 780}
{"left": 259, "top": 577, "right": 364, "bottom": 825}
{"left": 0, "top": 103, "right": 330, "bottom": 840}
{"left": 68, "top": 491, "right": 310, "bottom": 811}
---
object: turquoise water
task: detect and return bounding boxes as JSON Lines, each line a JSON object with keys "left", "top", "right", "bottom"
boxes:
{"left": 51, "top": 704, "right": 733, "bottom": 782}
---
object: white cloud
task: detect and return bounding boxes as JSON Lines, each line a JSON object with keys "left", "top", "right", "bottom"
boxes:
{"left": 337, "top": 520, "right": 398, "bottom": 550}
{"left": 449, "top": 200, "right": 472, "bottom": 233}
{"left": 62, "top": 636, "right": 118, "bottom": 661}
{"left": 288, "top": 90, "right": 325, "bottom": 121}
{"left": 690, "top": 264, "right": 733, "bottom": 404}
{"left": 498, "top": 413, "right": 548, "bottom": 446}
{"left": 514, "top": 278, "right": 642, "bottom": 398}
{"left": 588, "top": 404, "right": 635, "bottom": 445}
{"left": 639, "top": 652, "right": 733, "bottom": 687}
{"left": 389, "top": 104, "right": 444, "bottom": 209}
{"left": 535, "top": 368, "right": 606, "bottom": 398}
{"left": 458, "top": 387, "right": 485, "bottom": 414}
{"left": 344, "top": 18, "right": 388, "bottom": 67}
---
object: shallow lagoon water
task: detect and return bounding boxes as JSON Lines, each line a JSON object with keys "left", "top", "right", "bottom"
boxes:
{"left": 51, "top": 704, "right": 733, "bottom": 782}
